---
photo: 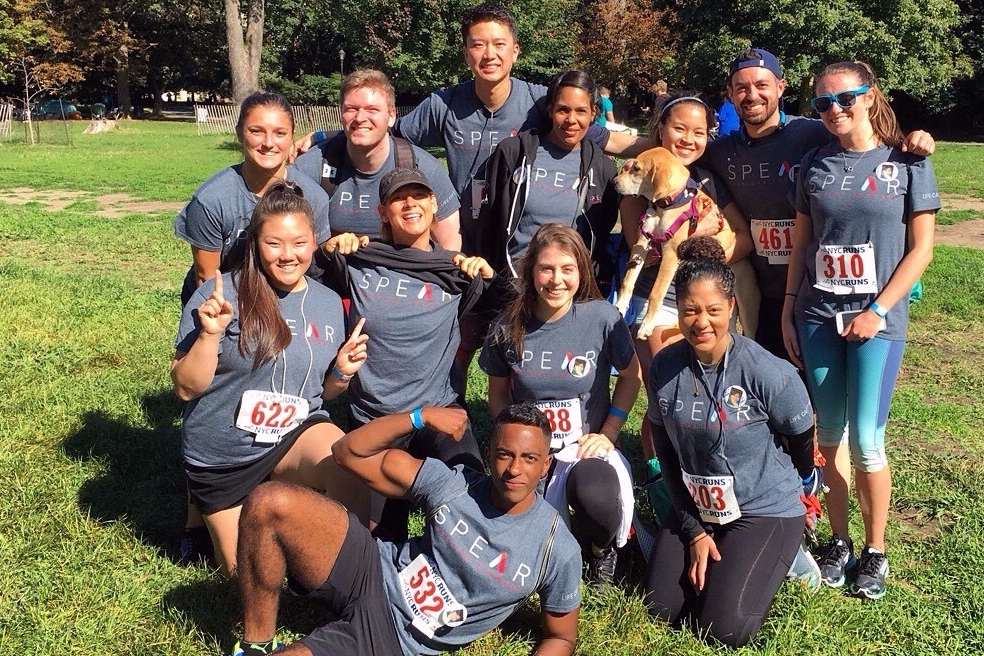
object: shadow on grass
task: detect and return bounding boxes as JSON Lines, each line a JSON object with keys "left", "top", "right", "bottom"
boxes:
{"left": 61, "top": 389, "right": 187, "bottom": 559}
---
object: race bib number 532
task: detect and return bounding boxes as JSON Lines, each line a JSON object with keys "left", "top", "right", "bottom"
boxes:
{"left": 398, "top": 554, "right": 467, "bottom": 639}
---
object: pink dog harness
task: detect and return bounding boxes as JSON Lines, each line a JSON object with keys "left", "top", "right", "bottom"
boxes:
{"left": 638, "top": 195, "right": 706, "bottom": 258}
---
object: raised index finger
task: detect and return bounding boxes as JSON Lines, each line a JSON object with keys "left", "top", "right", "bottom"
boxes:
{"left": 347, "top": 317, "right": 366, "bottom": 342}
{"left": 213, "top": 270, "right": 224, "bottom": 297}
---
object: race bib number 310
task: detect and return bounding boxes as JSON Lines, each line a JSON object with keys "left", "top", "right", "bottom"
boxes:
{"left": 398, "top": 554, "right": 467, "bottom": 639}
{"left": 235, "top": 390, "right": 309, "bottom": 444}
{"left": 814, "top": 242, "right": 878, "bottom": 295}
{"left": 681, "top": 470, "right": 741, "bottom": 524}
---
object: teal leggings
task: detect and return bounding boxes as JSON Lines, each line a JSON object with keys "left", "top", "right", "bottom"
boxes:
{"left": 797, "top": 319, "right": 905, "bottom": 472}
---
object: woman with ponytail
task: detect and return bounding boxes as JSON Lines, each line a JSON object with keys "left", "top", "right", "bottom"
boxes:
{"left": 782, "top": 61, "right": 939, "bottom": 599}
{"left": 171, "top": 182, "right": 368, "bottom": 575}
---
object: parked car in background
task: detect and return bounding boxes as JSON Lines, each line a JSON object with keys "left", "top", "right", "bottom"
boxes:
{"left": 37, "top": 99, "right": 82, "bottom": 120}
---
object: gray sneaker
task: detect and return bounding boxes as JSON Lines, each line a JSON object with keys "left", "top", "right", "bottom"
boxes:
{"left": 851, "top": 547, "right": 890, "bottom": 599}
{"left": 817, "top": 536, "right": 856, "bottom": 588}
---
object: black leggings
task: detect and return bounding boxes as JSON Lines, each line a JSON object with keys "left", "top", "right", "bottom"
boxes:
{"left": 358, "top": 406, "right": 483, "bottom": 543}
{"left": 566, "top": 458, "right": 622, "bottom": 550}
{"left": 643, "top": 515, "right": 803, "bottom": 648}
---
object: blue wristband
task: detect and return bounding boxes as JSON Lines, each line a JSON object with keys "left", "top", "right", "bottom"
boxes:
{"left": 331, "top": 366, "right": 353, "bottom": 381}
{"left": 869, "top": 302, "right": 888, "bottom": 318}
{"left": 608, "top": 407, "right": 629, "bottom": 421}
{"left": 314, "top": 130, "right": 327, "bottom": 144}
{"left": 410, "top": 407, "right": 425, "bottom": 430}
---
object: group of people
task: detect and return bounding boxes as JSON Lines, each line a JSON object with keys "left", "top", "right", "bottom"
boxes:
{"left": 169, "top": 3, "right": 939, "bottom": 654}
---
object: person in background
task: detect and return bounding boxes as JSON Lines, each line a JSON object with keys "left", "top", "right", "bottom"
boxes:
{"left": 595, "top": 86, "right": 616, "bottom": 127}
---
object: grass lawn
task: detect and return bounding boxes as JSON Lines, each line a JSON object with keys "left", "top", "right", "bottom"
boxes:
{"left": 1, "top": 123, "right": 983, "bottom": 655}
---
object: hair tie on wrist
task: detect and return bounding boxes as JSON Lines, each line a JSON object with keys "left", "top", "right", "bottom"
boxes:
{"left": 608, "top": 407, "right": 629, "bottom": 421}
{"left": 410, "top": 407, "right": 425, "bottom": 430}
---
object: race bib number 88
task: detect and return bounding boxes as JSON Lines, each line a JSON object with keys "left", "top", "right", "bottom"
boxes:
{"left": 533, "top": 398, "right": 584, "bottom": 451}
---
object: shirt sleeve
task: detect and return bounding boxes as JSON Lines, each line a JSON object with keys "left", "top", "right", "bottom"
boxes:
{"left": 794, "top": 148, "right": 819, "bottom": 216}
{"left": 292, "top": 147, "right": 325, "bottom": 186}
{"left": 393, "top": 93, "right": 447, "bottom": 148}
{"left": 761, "top": 359, "right": 815, "bottom": 436}
{"left": 175, "top": 196, "right": 225, "bottom": 251}
{"left": 478, "top": 326, "right": 513, "bottom": 378}
{"left": 175, "top": 278, "right": 215, "bottom": 352}
{"left": 409, "top": 458, "right": 470, "bottom": 513}
{"left": 584, "top": 123, "right": 611, "bottom": 150}
{"left": 417, "top": 149, "right": 461, "bottom": 220}
{"left": 906, "top": 155, "right": 942, "bottom": 214}
{"left": 536, "top": 533, "right": 582, "bottom": 613}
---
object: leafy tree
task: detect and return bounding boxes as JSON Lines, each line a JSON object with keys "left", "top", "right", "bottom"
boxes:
{"left": 664, "top": 0, "right": 972, "bottom": 114}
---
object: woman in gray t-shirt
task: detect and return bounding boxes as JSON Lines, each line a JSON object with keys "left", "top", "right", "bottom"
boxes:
{"left": 782, "top": 61, "right": 939, "bottom": 600}
{"left": 481, "top": 223, "right": 640, "bottom": 589}
{"left": 172, "top": 183, "right": 367, "bottom": 575}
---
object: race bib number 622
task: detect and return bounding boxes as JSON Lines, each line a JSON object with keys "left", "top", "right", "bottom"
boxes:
{"left": 235, "top": 390, "right": 309, "bottom": 444}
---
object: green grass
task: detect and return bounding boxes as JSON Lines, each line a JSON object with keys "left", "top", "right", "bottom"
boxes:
{"left": 929, "top": 142, "right": 984, "bottom": 198}
{"left": 2, "top": 124, "right": 984, "bottom": 655}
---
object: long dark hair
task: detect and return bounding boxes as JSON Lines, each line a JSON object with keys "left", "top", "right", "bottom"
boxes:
{"left": 234, "top": 181, "right": 316, "bottom": 368}
{"left": 495, "top": 223, "right": 601, "bottom": 356}
{"left": 815, "top": 61, "right": 903, "bottom": 148}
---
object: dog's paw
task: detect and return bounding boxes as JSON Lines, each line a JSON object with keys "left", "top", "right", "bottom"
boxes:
{"left": 636, "top": 317, "right": 658, "bottom": 341}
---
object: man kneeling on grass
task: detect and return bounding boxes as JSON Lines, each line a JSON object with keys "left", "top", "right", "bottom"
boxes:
{"left": 233, "top": 404, "right": 581, "bottom": 656}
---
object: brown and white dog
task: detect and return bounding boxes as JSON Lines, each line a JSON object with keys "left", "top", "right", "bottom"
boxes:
{"left": 614, "top": 147, "right": 759, "bottom": 340}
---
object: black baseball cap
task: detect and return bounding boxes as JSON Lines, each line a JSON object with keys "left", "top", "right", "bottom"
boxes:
{"left": 379, "top": 168, "right": 434, "bottom": 201}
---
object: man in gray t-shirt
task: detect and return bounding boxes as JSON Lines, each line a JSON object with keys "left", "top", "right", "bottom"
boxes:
{"left": 233, "top": 404, "right": 581, "bottom": 656}
{"left": 293, "top": 70, "right": 462, "bottom": 250}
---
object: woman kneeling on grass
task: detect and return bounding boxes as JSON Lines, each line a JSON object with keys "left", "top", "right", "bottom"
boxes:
{"left": 480, "top": 223, "right": 640, "bottom": 589}
{"left": 171, "top": 182, "right": 367, "bottom": 575}
{"left": 644, "top": 236, "right": 818, "bottom": 647}
{"left": 782, "top": 60, "right": 939, "bottom": 599}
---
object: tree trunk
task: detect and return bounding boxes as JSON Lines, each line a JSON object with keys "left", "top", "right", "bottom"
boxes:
{"left": 225, "top": 0, "right": 265, "bottom": 104}
{"left": 115, "top": 29, "right": 132, "bottom": 119}
{"left": 798, "top": 75, "right": 814, "bottom": 116}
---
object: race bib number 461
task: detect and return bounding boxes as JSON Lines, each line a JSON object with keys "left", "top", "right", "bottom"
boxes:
{"left": 751, "top": 218, "right": 795, "bottom": 265}
{"left": 814, "top": 242, "right": 878, "bottom": 295}
{"left": 398, "top": 554, "right": 467, "bottom": 639}
{"left": 681, "top": 470, "right": 741, "bottom": 525}
{"left": 235, "top": 390, "right": 309, "bottom": 444}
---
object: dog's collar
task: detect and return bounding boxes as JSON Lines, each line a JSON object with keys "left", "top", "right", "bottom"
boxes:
{"left": 640, "top": 187, "right": 713, "bottom": 253}
{"left": 653, "top": 177, "right": 700, "bottom": 211}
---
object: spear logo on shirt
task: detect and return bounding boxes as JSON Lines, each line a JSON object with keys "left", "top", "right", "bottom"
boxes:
{"left": 418, "top": 283, "right": 433, "bottom": 300}
{"left": 561, "top": 352, "right": 574, "bottom": 370}
{"left": 306, "top": 322, "right": 320, "bottom": 339}
{"left": 489, "top": 552, "right": 508, "bottom": 574}
{"left": 861, "top": 175, "right": 877, "bottom": 192}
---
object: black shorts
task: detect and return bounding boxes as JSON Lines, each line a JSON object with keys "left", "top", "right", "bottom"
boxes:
{"left": 293, "top": 513, "right": 404, "bottom": 656}
{"left": 184, "top": 414, "right": 333, "bottom": 514}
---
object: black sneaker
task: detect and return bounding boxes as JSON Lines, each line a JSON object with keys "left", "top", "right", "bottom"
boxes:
{"left": 178, "top": 526, "right": 214, "bottom": 566}
{"left": 587, "top": 545, "right": 617, "bottom": 590}
{"left": 816, "top": 536, "right": 856, "bottom": 588}
{"left": 851, "top": 547, "right": 890, "bottom": 599}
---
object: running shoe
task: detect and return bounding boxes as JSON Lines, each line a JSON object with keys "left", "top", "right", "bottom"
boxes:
{"left": 231, "top": 639, "right": 284, "bottom": 656}
{"left": 851, "top": 547, "right": 890, "bottom": 599}
{"left": 816, "top": 536, "right": 856, "bottom": 588}
{"left": 587, "top": 545, "right": 618, "bottom": 590}
{"left": 178, "top": 526, "right": 214, "bottom": 566}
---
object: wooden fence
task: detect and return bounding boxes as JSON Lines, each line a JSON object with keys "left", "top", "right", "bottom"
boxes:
{"left": 0, "top": 103, "right": 11, "bottom": 139}
{"left": 194, "top": 104, "right": 417, "bottom": 136}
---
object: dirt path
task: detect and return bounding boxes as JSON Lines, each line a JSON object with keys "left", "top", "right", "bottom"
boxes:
{"left": 0, "top": 187, "right": 182, "bottom": 217}
{"left": 936, "top": 194, "right": 984, "bottom": 248}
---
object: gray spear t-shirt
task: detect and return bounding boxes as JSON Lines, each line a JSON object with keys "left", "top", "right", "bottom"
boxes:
{"left": 174, "top": 164, "right": 332, "bottom": 270}
{"left": 793, "top": 143, "right": 940, "bottom": 341}
{"left": 176, "top": 274, "right": 346, "bottom": 467}
{"left": 480, "top": 300, "right": 636, "bottom": 434}
{"left": 507, "top": 141, "right": 584, "bottom": 262}
{"left": 701, "top": 116, "right": 832, "bottom": 299}
{"left": 378, "top": 459, "right": 582, "bottom": 656}
{"left": 394, "top": 78, "right": 610, "bottom": 251}
{"left": 646, "top": 334, "right": 814, "bottom": 518}
{"left": 293, "top": 137, "right": 460, "bottom": 237}
{"left": 334, "top": 254, "right": 462, "bottom": 423}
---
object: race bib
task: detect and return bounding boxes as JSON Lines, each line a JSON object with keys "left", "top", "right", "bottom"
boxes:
{"left": 235, "top": 390, "right": 309, "bottom": 444}
{"left": 751, "top": 218, "right": 795, "bottom": 265}
{"left": 814, "top": 242, "right": 878, "bottom": 295}
{"left": 398, "top": 553, "right": 467, "bottom": 639}
{"left": 681, "top": 470, "right": 741, "bottom": 525}
{"left": 470, "top": 179, "right": 486, "bottom": 219}
{"left": 533, "top": 398, "right": 584, "bottom": 451}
